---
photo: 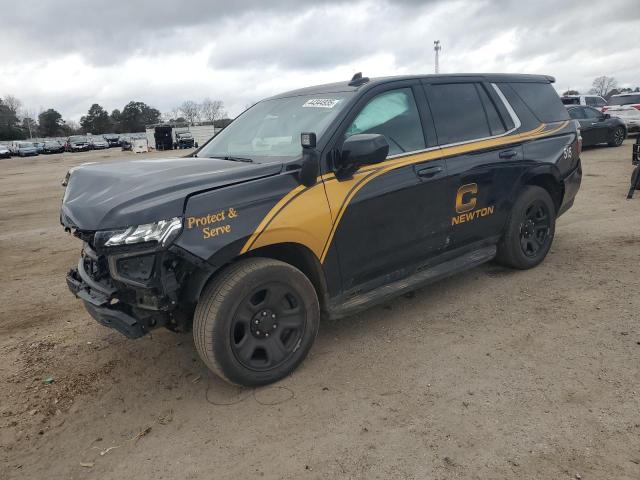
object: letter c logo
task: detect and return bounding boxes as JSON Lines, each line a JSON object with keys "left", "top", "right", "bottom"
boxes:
{"left": 456, "top": 183, "right": 478, "bottom": 213}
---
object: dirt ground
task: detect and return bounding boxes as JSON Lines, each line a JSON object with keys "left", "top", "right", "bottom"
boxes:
{"left": 0, "top": 140, "right": 639, "bottom": 480}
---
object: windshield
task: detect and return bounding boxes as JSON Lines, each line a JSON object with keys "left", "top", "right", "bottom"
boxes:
{"left": 199, "top": 93, "right": 353, "bottom": 161}
{"left": 69, "top": 136, "right": 87, "bottom": 142}
{"left": 18, "top": 142, "right": 34, "bottom": 147}
{"left": 609, "top": 94, "right": 640, "bottom": 106}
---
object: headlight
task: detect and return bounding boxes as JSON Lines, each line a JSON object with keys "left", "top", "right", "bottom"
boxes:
{"left": 95, "top": 217, "right": 183, "bottom": 248}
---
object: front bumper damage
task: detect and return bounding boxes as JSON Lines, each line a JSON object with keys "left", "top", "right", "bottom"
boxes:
{"left": 66, "top": 240, "right": 205, "bottom": 338}
{"left": 66, "top": 263, "right": 146, "bottom": 338}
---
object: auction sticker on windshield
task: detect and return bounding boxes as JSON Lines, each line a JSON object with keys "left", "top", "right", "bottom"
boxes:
{"left": 302, "top": 98, "right": 341, "bottom": 108}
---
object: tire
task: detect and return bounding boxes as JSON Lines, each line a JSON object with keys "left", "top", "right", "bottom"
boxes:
{"left": 608, "top": 126, "right": 625, "bottom": 147}
{"left": 495, "top": 186, "right": 556, "bottom": 270}
{"left": 193, "top": 258, "right": 320, "bottom": 387}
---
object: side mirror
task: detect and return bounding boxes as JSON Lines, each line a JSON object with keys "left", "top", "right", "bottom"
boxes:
{"left": 338, "top": 134, "right": 389, "bottom": 176}
{"left": 603, "top": 113, "right": 611, "bottom": 119}
{"left": 298, "top": 132, "right": 319, "bottom": 187}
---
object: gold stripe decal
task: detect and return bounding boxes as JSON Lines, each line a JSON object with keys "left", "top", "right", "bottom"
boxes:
{"left": 241, "top": 121, "right": 569, "bottom": 262}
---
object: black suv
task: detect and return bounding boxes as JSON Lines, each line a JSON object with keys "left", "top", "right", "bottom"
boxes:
{"left": 175, "top": 131, "right": 195, "bottom": 149}
{"left": 61, "top": 73, "right": 581, "bottom": 386}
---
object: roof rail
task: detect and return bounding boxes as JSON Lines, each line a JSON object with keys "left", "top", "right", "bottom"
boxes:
{"left": 348, "top": 72, "right": 370, "bottom": 87}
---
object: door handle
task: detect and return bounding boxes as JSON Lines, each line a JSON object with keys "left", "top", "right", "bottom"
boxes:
{"left": 499, "top": 150, "right": 518, "bottom": 159}
{"left": 416, "top": 165, "right": 443, "bottom": 178}
{"left": 591, "top": 122, "right": 598, "bottom": 126}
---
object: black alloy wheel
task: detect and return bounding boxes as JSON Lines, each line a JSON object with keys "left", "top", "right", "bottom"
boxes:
{"left": 193, "top": 258, "right": 320, "bottom": 387}
{"left": 610, "top": 127, "right": 625, "bottom": 147}
{"left": 519, "top": 200, "right": 551, "bottom": 257}
{"left": 230, "top": 282, "right": 306, "bottom": 371}
{"left": 495, "top": 185, "right": 556, "bottom": 270}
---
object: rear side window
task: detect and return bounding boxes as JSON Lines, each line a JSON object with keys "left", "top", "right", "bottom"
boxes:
{"left": 347, "top": 88, "right": 425, "bottom": 156}
{"left": 428, "top": 83, "right": 492, "bottom": 144}
{"left": 476, "top": 85, "right": 506, "bottom": 136}
{"left": 510, "top": 82, "right": 570, "bottom": 123}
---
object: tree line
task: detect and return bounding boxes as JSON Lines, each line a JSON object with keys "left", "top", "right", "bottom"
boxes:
{"left": 562, "top": 76, "right": 640, "bottom": 98}
{"left": 0, "top": 96, "right": 231, "bottom": 141}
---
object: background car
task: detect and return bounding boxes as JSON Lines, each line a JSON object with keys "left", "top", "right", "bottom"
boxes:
{"left": 89, "top": 136, "right": 109, "bottom": 149}
{"left": 103, "top": 134, "right": 120, "bottom": 147}
{"left": 120, "top": 136, "right": 133, "bottom": 151}
{"left": 603, "top": 93, "right": 640, "bottom": 132}
{"left": 43, "top": 140, "right": 65, "bottom": 154}
{"left": 32, "top": 141, "right": 45, "bottom": 153}
{"left": 0, "top": 144, "right": 10, "bottom": 158}
{"left": 10, "top": 141, "right": 39, "bottom": 157}
{"left": 65, "top": 135, "right": 91, "bottom": 152}
{"left": 174, "top": 131, "right": 195, "bottom": 149}
{"left": 561, "top": 94, "right": 608, "bottom": 111}
{"left": 567, "top": 105, "right": 627, "bottom": 147}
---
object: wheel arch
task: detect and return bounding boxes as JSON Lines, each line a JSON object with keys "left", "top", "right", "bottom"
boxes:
{"left": 185, "top": 242, "right": 330, "bottom": 314}
{"left": 520, "top": 167, "right": 564, "bottom": 213}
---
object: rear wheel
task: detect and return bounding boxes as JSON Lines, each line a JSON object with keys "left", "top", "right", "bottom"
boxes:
{"left": 608, "top": 126, "right": 625, "bottom": 147}
{"left": 193, "top": 258, "right": 320, "bottom": 386}
{"left": 495, "top": 186, "right": 556, "bottom": 269}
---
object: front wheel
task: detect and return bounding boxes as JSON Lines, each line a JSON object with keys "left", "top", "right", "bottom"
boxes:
{"left": 193, "top": 258, "right": 320, "bottom": 386}
{"left": 495, "top": 186, "right": 556, "bottom": 269}
{"left": 608, "top": 126, "right": 625, "bottom": 147}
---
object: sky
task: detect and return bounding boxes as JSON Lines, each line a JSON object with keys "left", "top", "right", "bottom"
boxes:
{"left": 1, "top": 0, "right": 639, "bottom": 122}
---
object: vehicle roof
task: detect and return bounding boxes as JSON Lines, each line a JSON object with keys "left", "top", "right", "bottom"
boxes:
{"left": 269, "top": 73, "right": 556, "bottom": 99}
{"left": 561, "top": 94, "right": 601, "bottom": 98}
{"left": 611, "top": 93, "right": 639, "bottom": 97}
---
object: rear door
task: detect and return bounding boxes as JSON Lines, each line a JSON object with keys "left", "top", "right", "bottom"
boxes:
{"left": 423, "top": 80, "right": 523, "bottom": 251}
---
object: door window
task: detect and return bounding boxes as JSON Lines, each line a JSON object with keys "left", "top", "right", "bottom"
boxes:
{"left": 568, "top": 107, "right": 586, "bottom": 119}
{"left": 583, "top": 107, "right": 602, "bottom": 119}
{"left": 429, "top": 83, "right": 493, "bottom": 144}
{"left": 585, "top": 97, "right": 596, "bottom": 106}
{"left": 346, "top": 88, "right": 425, "bottom": 156}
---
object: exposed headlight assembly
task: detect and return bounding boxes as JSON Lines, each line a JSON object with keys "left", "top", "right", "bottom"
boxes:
{"left": 95, "top": 217, "right": 183, "bottom": 248}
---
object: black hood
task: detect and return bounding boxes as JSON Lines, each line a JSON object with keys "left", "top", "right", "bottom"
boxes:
{"left": 61, "top": 157, "right": 282, "bottom": 230}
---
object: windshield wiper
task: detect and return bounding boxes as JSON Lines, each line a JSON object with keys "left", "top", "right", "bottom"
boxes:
{"left": 214, "top": 155, "right": 254, "bottom": 163}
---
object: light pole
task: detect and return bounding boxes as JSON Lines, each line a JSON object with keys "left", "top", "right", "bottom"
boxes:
{"left": 434, "top": 40, "right": 442, "bottom": 74}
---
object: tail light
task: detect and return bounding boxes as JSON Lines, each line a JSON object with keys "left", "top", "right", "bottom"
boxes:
{"left": 573, "top": 120, "right": 582, "bottom": 156}
{"left": 632, "top": 104, "right": 640, "bottom": 111}
{"left": 602, "top": 106, "right": 609, "bottom": 112}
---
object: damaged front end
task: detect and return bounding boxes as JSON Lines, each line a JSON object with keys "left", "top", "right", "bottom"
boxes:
{"left": 64, "top": 219, "right": 207, "bottom": 338}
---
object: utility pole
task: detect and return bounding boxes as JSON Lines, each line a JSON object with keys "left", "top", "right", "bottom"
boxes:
{"left": 434, "top": 40, "right": 442, "bottom": 74}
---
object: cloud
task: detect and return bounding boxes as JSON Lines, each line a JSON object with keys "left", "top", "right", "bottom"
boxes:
{"left": 1, "top": 0, "right": 639, "bottom": 121}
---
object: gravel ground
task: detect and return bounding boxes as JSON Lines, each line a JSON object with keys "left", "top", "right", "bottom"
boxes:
{"left": 0, "top": 141, "right": 639, "bottom": 480}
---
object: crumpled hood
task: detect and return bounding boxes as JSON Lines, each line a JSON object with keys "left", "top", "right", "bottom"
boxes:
{"left": 61, "top": 157, "right": 282, "bottom": 230}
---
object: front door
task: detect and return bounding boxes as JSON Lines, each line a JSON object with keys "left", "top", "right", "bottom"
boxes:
{"left": 327, "top": 85, "right": 449, "bottom": 291}
{"left": 582, "top": 107, "right": 609, "bottom": 144}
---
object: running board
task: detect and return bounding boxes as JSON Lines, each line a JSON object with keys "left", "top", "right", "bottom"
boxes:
{"left": 327, "top": 245, "right": 497, "bottom": 320}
